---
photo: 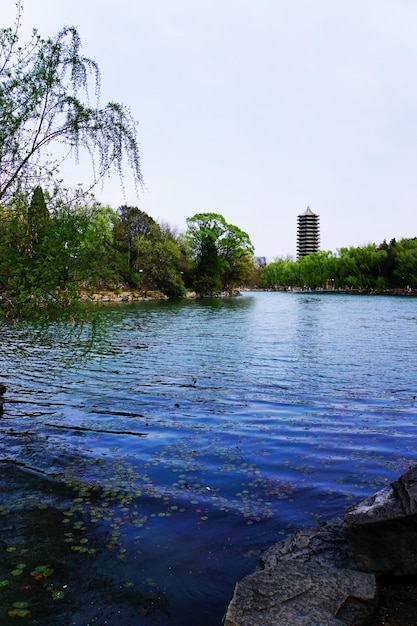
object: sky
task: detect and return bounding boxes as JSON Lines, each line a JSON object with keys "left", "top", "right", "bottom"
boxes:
{"left": 3, "top": 0, "right": 417, "bottom": 259}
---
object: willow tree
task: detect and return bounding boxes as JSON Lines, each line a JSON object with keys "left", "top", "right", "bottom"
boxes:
{"left": 0, "top": 1, "right": 142, "bottom": 203}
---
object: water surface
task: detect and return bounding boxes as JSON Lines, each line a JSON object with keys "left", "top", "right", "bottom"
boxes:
{"left": 0, "top": 292, "right": 416, "bottom": 624}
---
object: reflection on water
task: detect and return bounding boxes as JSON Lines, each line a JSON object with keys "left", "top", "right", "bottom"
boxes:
{"left": 0, "top": 292, "right": 417, "bottom": 624}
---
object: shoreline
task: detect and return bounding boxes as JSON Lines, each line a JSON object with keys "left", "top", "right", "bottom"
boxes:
{"left": 244, "top": 287, "right": 417, "bottom": 297}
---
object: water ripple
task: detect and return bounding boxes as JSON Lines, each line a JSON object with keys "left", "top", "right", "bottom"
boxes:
{"left": 1, "top": 292, "right": 416, "bottom": 624}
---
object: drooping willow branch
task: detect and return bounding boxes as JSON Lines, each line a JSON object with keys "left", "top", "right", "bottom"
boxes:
{"left": 0, "top": 7, "right": 142, "bottom": 203}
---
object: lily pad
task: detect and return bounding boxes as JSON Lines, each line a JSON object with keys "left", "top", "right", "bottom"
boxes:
{"left": 12, "top": 602, "right": 29, "bottom": 609}
{"left": 11, "top": 569, "right": 23, "bottom": 576}
{"left": 8, "top": 608, "right": 31, "bottom": 618}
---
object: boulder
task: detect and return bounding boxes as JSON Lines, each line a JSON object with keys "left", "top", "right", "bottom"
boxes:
{"left": 344, "top": 465, "right": 417, "bottom": 575}
{"left": 224, "top": 521, "right": 377, "bottom": 626}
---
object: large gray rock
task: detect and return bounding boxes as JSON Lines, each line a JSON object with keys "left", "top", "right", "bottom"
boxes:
{"left": 224, "top": 522, "right": 377, "bottom": 626}
{"left": 344, "top": 465, "right": 417, "bottom": 575}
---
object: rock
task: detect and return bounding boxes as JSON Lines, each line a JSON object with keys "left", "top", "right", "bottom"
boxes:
{"left": 224, "top": 522, "right": 377, "bottom": 626}
{"left": 344, "top": 465, "right": 417, "bottom": 575}
{"left": 225, "top": 467, "right": 417, "bottom": 623}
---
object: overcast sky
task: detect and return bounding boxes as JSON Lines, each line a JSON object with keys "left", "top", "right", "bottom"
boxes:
{"left": 4, "top": 1, "right": 417, "bottom": 259}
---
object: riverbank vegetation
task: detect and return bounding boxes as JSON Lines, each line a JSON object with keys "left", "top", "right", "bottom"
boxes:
{"left": 258, "top": 240, "right": 417, "bottom": 292}
{"left": 0, "top": 187, "right": 255, "bottom": 316}
{"left": 4, "top": 178, "right": 416, "bottom": 319}
{"left": 0, "top": 3, "right": 255, "bottom": 318}
{"left": 2, "top": 184, "right": 416, "bottom": 318}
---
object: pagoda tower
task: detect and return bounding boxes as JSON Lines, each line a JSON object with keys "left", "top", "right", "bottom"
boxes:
{"left": 297, "top": 206, "right": 320, "bottom": 257}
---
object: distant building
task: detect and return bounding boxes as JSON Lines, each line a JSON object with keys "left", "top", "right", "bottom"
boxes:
{"left": 254, "top": 256, "right": 267, "bottom": 268}
{"left": 297, "top": 206, "right": 320, "bottom": 257}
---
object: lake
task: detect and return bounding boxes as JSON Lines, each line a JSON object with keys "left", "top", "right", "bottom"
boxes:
{"left": 0, "top": 291, "right": 416, "bottom": 625}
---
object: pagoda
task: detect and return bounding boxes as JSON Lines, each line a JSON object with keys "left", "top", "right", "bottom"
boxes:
{"left": 297, "top": 206, "right": 320, "bottom": 257}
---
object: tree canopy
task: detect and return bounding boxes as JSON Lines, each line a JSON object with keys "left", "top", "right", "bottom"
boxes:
{"left": 260, "top": 239, "right": 417, "bottom": 291}
{"left": 0, "top": 187, "right": 115, "bottom": 315}
{"left": 111, "top": 205, "right": 187, "bottom": 296}
{"left": 0, "top": 1, "right": 142, "bottom": 203}
{"left": 186, "top": 212, "right": 255, "bottom": 295}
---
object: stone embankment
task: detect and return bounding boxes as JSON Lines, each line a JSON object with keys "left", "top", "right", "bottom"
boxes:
{"left": 83, "top": 289, "right": 240, "bottom": 302}
{"left": 224, "top": 466, "right": 417, "bottom": 626}
{"left": 84, "top": 289, "right": 170, "bottom": 303}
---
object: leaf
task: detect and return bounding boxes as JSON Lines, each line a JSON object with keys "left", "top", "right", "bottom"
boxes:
{"left": 11, "top": 569, "right": 23, "bottom": 576}
{"left": 8, "top": 608, "right": 31, "bottom": 618}
{"left": 33, "top": 565, "right": 54, "bottom": 577}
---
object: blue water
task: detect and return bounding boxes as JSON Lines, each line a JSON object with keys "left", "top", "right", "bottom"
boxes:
{"left": 1, "top": 292, "right": 416, "bottom": 624}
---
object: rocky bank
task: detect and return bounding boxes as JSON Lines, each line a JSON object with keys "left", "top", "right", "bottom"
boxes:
{"left": 224, "top": 466, "right": 417, "bottom": 626}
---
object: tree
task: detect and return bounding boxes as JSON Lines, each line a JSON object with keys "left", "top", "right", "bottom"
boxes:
{"left": 25, "top": 186, "right": 49, "bottom": 255}
{"left": 110, "top": 207, "right": 188, "bottom": 294}
{"left": 0, "top": 189, "right": 115, "bottom": 313}
{"left": 186, "top": 213, "right": 254, "bottom": 295}
{"left": 394, "top": 238, "right": 417, "bottom": 286}
{"left": 0, "top": 1, "right": 142, "bottom": 203}
{"left": 261, "top": 258, "right": 299, "bottom": 287}
{"left": 337, "top": 245, "right": 387, "bottom": 289}
{"left": 134, "top": 237, "right": 186, "bottom": 297}
{"left": 298, "top": 250, "right": 333, "bottom": 288}
{"left": 217, "top": 223, "right": 256, "bottom": 289}
{"left": 112, "top": 206, "right": 161, "bottom": 277}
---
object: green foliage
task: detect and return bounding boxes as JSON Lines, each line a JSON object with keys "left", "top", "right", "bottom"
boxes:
{"left": 0, "top": 189, "right": 115, "bottom": 315}
{"left": 0, "top": 2, "right": 142, "bottom": 203}
{"left": 261, "top": 257, "right": 300, "bottom": 287}
{"left": 186, "top": 212, "right": 254, "bottom": 295}
{"left": 112, "top": 206, "right": 162, "bottom": 275}
{"left": 0, "top": 192, "right": 192, "bottom": 314}
{"left": 337, "top": 245, "right": 388, "bottom": 289}
{"left": 134, "top": 238, "right": 186, "bottom": 297}
{"left": 261, "top": 240, "right": 417, "bottom": 290}
{"left": 0, "top": 2, "right": 144, "bottom": 316}
{"left": 110, "top": 206, "right": 187, "bottom": 296}
{"left": 393, "top": 238, "right": 417, "bottom": 286}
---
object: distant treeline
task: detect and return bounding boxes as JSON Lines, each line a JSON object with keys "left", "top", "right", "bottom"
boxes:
{"left": 259, "top": 239, "right": 417, "bottom": 290}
